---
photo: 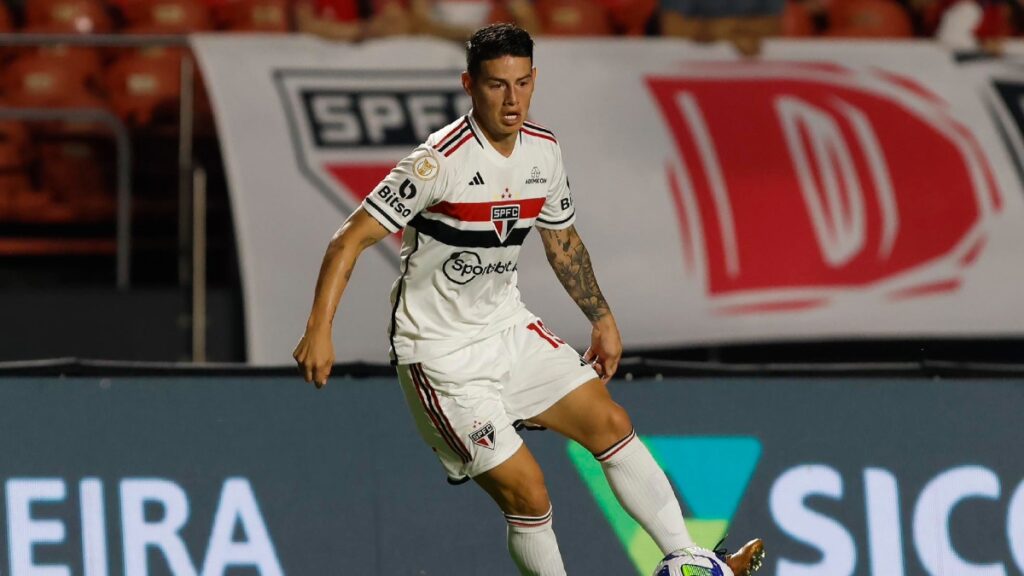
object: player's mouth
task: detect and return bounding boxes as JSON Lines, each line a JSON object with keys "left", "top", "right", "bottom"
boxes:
{"left": 501, "top": 111, "right": 521, "bottom": 126}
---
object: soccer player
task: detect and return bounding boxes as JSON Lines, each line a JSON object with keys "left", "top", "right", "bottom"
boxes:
{"left": 293, "top": 23, "right": 765, "bottom": 576}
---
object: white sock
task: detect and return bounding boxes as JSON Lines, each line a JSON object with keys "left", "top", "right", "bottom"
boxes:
{"left": 597, "top": 429, "right": 695, "bottom": 553}
{"left": 505, "top": 506, "right": 567, "bottom": 576}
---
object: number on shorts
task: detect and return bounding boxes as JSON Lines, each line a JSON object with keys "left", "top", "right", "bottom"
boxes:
{"left": 527, "top": 320, "right": 565, "bottom": 349}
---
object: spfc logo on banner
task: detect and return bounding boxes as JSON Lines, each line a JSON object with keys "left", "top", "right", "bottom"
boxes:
{"left": 470, "top": 421, "right": 496, "bottom": 450}
{"left": 491, "top": 205, "right": 520, "bottom": 244}
{"left": 646, "top": 63, "right": 1002, "bottom": 314}
{"left": 274, "top": 68, "right": 471, "bottom": 254}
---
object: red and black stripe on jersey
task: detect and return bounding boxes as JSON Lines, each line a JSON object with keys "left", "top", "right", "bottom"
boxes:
{"left": 363, "top": 196, "right": 403, "bottom": 230}
{"left": 409, "top": 363, "right": 472, "bottom": 464}
{"left": 536, "top": 210, "right": 574, "bottom": 227}
{"left": 434, "top": 116, "right": 482, "bottom": 157}
{"left": 410, "top": 197, "right": 545, "bottom": 248}
{"left": 521, "top": 121, "right": 557, "bottom": 144}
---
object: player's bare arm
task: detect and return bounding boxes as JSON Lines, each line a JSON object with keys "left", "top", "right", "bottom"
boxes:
{"left": 293, "top": 207, "right": 391, "bottom": 388}
{"left": 538, "top": 225, "right": 622, "bottom": 381}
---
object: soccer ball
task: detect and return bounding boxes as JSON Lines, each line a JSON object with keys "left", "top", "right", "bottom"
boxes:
{"left": 652, "top": 547, "right": 734, "bottom": 576}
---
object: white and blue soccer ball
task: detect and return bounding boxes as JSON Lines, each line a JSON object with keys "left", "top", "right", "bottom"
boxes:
{"left": 653, "top": 547, "right": 734, "bottom": 576}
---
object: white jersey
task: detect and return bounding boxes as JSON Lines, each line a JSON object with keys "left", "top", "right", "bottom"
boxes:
{"left": 361, "top": 113, "right": 576, "bottom": 364}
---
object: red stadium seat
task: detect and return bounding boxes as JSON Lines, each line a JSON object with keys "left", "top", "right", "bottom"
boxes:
{"left": 535, "top": 0, "right": 613, "bottom": 36}
{"left": 0, "top": 115, "right": 80, "bottom": 226}
{"left": 38, "top": 45, "right": 104, "bottom": 83}
{"left": 782, "top": 0, "right": 815, "bottom": 37}
{"left": 0, "top": 2, "right": 13, "bottom": 32}
{"left": 827, "top": 0, "right": 913, "bottom": 38}
{"left": 0, "top": 120, "right": 30, "bottom": 171}
{"left": 487, "top": 2, "right": 514, "bottom": 24}
{"left": 3, "top": 51, "right": 111, "bottom": 138}
{"left": 602, "top": 0, "right": 656, "bottom": 35}
{"left": 122, "top": 0, "right": 213, "bottom": 33}
{"left": 37, "top": 140, "right": 115, "bottom": 222}
{"left": 3, "top": 51, "right": 104, "bottom": 109}
{"left": 105, "top": 48, "right": 183, "bottom": 126}
{"left": 25, "top": 0, "right": 113, "bottom": 33}
{"left": 215, "top": 0, "right": 291, "bottom": 32}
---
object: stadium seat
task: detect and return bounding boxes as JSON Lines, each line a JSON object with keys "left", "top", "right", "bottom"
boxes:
{"left": 38, "top": 44, "right": 104, "bottom": 83}
{"left": 24, "top": 0, "right": 114, "bottom": 34}
{"left": 0, "top": 2, "right": 13, "bottom": 32}
{"left": 122, "top": 0, "right": 213, "bottom": 33}
{"left": 105, "top": 48, "right": 183, "bottom": 126}
{"left": 602, "top": 0, "right": 656, "bottom": 35}
{"left": 782, "top": 0, "right": 815, "bottom": 37}
{"left": 827, "top": 0, "right": 913, "bottom": 38}
{"left": 0, "top": 115, "right": 81, "bottom": 226}
{"left": 0, "top": 120, "right": 30, "bottom": 171}
{"left": 535, "top": 0, "right": 613, "bottom": 36}
{"left": 3, "top": 50, "right": 113, "bottom": 139}
{"left": 3, "top": 51, "right": 105, "bottom": 109}
{"left": 37, "top": 139, "right": 116, "bottom": 222}
{"left": 215, "top": 0, "right": 290, "bottom": 32}
{"left": 487, "top": 2, "right": 514, "bottom": 25}
{"left": 0, "top": 119, "right": 33, "bottom": 223}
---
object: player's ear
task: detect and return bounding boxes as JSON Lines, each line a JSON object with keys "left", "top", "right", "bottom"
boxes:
{"left": 461, "top": 71, "right": 473, "bottom": 96}
{"left": 531, "top": 66, "right": 537, "bottom": 84}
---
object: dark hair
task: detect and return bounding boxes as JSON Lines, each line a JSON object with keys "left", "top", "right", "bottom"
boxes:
{"left": 465, "top": 23, "right": 534, "bottom": 78}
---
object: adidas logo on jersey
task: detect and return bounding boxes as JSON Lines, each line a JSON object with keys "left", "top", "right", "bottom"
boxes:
{"left": 468, "top": 172, "right": 485, "bottom": 186}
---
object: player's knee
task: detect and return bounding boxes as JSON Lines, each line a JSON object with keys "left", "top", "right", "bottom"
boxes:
{"left": 600, "top": 402, "right": 633, "bottom": 440}
{"left": 504, "top": 470, "right": 550, "bottom": 517}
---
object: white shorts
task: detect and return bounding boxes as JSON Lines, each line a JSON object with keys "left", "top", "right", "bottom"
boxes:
{"left": 396, "top": 311, "right": 598, "bottom": 484}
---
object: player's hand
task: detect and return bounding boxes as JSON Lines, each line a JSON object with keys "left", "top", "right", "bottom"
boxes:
{"left": 292, "top": 324, "right": 334, "bottom": 389}
{"left": 583, "top": 316, "right": 621, "bottom": 383}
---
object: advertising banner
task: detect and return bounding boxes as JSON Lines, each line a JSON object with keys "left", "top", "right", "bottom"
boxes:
{"left": 0, "top": 376, "right": 1021, "bottom": 575}
{"left": 192, "top": 36, "right": 1024, "bottom": 364}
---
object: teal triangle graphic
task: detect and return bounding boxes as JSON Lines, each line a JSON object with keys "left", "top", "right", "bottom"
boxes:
{"left": 646, "top": 437, "right": 761, "bottom": 521}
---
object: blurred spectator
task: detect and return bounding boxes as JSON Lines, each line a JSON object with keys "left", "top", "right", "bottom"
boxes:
{"left": 294, "top": 0, "right": 412, "bottom": 41}
{"left": 922, "top": 0, "right": 1013, "bottom": 51}
{"left": 603, "top": 0, "right": 659, "bottom": 34}
{"left": 826, "top": 0, "right": 914, "bottom": 36}
{"left": 213, "top": 0, "right": 290, "bottom": 32}
{"left": 534, "top": 0, "right": 614, "bottom": 35}
{"left": 661, "top": 0, "right": 785, "bottom": 56}
{"left": 534, "top": 0, "right": 655, "bottom": 35}
{"left": 409, "top": 0, "right": 540, "bottom": 41}
{"left": 782, "top": 0, "right": 915, "bottom": 37}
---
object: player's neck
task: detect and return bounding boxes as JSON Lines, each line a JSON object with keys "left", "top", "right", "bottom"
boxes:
{"left": 472, "top": 111, "right": 517, "bottom": 157}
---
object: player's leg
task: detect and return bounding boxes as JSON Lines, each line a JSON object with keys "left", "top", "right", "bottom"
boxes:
{"left": 474, "top": 444, "right": 567, "bottom": 576}
{"left": 395, "top": 345, "right": 567, "bottom": 576}
{"left": 502, "top": 316, "right": 697, "bottom": 555}
{"left": 529, "top": 377, "right": 764, "bottom": 575}
{"left": 503, "top": 315, "right": 767, "bottom": 573}
{"left": 528, "top": 378, "right": 698, "bottom": 555}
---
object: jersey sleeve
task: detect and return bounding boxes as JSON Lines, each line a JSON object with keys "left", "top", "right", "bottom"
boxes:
{"left": 361, "top": 146, "right": 448, "bottom": 233}
{"left": 535, "top": 143, "right": 576, "bottom": 230}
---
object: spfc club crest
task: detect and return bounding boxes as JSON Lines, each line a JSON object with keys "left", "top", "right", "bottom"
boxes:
{"left": 274, "top": 68, "right": 470, "bottom": 257}
{"left": 469, "top": 421, "right": 496, "bottom": 450}
{"left": 491, "top": 205, "right": 520, "bottom": 244}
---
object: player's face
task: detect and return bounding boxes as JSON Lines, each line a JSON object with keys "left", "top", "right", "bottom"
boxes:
{"left": 463, "top": 56, "right": 536, "bottom": 143}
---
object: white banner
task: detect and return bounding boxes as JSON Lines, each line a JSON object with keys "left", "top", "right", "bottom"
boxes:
{"left": 192, "top": 35, "right": 1024, "bottom": 365}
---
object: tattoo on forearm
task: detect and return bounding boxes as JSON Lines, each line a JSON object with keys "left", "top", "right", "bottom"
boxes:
{"left": 542, "top": 227, "right": 610, "bottom": 322}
